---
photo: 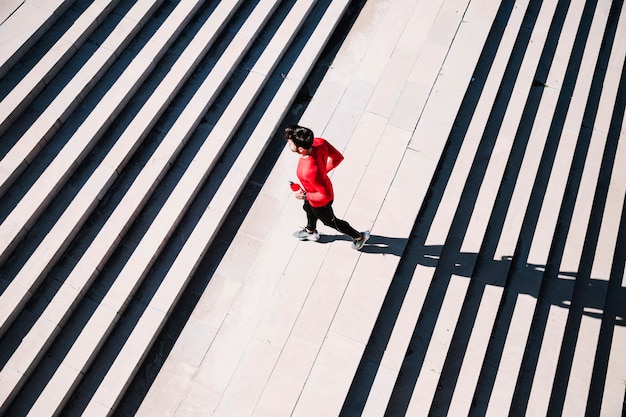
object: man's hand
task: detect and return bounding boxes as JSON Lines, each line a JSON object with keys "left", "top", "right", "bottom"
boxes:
{"left": 295, "top": 189, "right": 306, "bottom": 200}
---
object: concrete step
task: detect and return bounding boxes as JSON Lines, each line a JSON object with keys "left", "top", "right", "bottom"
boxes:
{"left": 0, "top": 0, "right": 220, "bottom": 339}
{"left": 0, "top": 0, "right": 75, "bottom": 78}
{"left": 0, "top": 0, "right": 261, "bottom": 412}
{"left": 0, "top": 0, "right": 164, "bottom": 202}
{"left": 0, "top": 0, "right": 121, "bottom": 137}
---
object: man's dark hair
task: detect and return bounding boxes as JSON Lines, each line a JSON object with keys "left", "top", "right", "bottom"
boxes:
{"left": 285, "top": 124, "right": 314, "bottom": 149}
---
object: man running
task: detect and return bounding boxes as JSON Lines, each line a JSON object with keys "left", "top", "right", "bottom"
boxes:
{"left": 285, "top": 124, "right": 369, "bottom": 250}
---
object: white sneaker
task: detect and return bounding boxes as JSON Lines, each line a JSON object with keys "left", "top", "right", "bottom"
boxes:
{"left": 351, "top": 231, "right": 370, "bottom": 250}
{"left": 293, "top": 228, "right": 320, "bottom": 241}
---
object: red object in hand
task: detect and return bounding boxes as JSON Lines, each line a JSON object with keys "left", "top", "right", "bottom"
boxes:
{"left": 289, "top": 181, "right": 302, "bottom": 191}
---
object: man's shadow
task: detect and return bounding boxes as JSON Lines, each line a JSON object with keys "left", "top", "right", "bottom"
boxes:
{"left": 341, "top": 243, "right": 626, "bottom": 417}
{"left": 416, "top": 246, "right": 625, "bottom": 323}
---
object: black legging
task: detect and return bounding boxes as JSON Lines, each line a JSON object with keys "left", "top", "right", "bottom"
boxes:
{"left": 303, "top": 200, "right": 361, "bottom": 239}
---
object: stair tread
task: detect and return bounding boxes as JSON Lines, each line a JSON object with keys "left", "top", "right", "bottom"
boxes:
{"left": 0, "top": 0, "right": 221, "bottom": 337}
{"left": 0, "top": 0, "right": 164, "bottom": 201}
{"left": 0, "top": 0, "right": 72, "bottom": 77}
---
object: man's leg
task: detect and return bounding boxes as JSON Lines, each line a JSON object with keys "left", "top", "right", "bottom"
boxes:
{"left": 311, "top": 202, "right": 361, "bottom": 240}
{"left": 303, "top": 200, "right": 318, "bottom": 232}
{"left": 292, "top": 201, "right": 320, "bottom": 241}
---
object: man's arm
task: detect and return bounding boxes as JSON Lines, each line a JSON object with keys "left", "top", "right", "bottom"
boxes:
{"left": 325, "top": 141, "right": 344, "bottom": 172}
